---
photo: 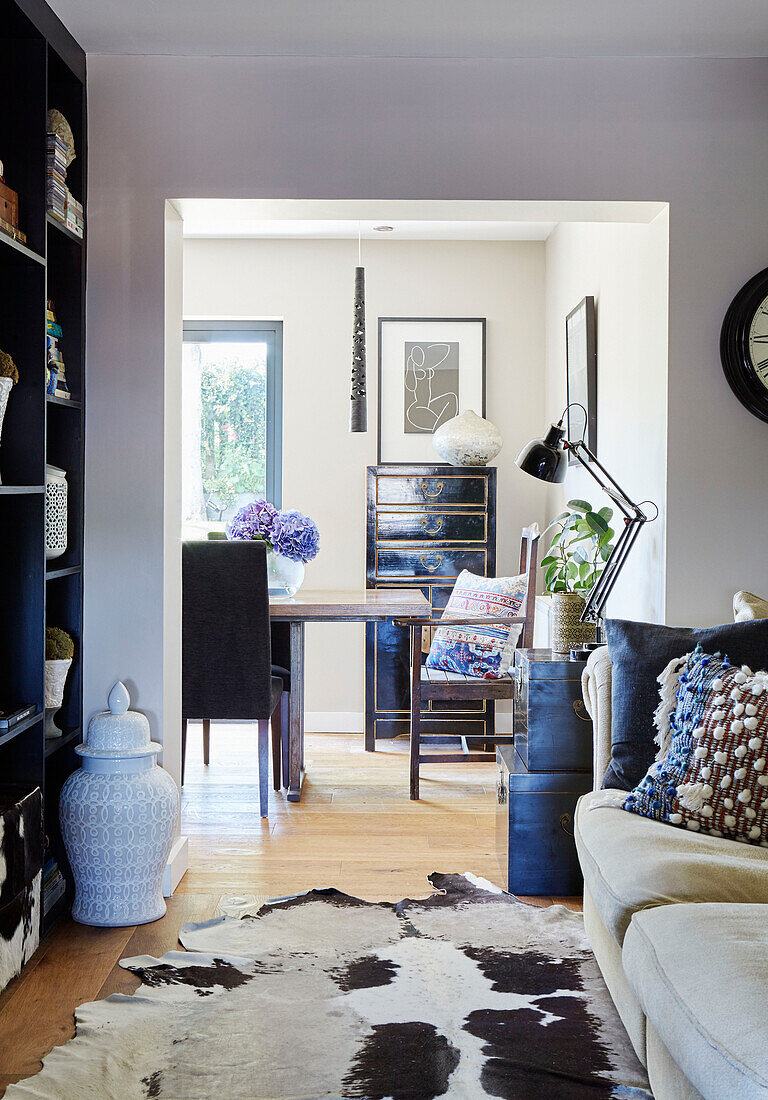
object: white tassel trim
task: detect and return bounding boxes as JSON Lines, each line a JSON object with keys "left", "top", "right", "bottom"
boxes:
{"left": 677, "top": 781, "right": 708, "bottom": 812}
{"left": 653, "top": 653, "right": 690, "bottom": 761}
{"left": 587, "top": 791, "right": 627, "bottom": 811}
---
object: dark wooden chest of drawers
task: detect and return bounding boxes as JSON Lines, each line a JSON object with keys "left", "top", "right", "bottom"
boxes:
{"left": 365, "top": 465, "right": 497, "bottom": 749}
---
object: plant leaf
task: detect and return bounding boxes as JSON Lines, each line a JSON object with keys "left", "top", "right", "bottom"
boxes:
{"left": 598, "top": 506, "right": 614, "bottom": 523}
{"left": 567, "top": 499, "right": 591, "bottom": 512}
{"left": 585, "top": 511, "right": 609, "bottom": 535}
{"left": 539, "top": 554, "right": 559, "bottom": 568}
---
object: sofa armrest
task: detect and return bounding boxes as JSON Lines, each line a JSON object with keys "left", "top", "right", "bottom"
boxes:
{"left": 581, "top": 646, "right": 612, "bottom": 791}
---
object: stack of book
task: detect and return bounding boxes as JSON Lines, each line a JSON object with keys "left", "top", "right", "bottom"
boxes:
{"left": 43, "top": 857, "right": 66, "bottom": 915}
{"left": 46, "top": 300, "right": 70, "bottom": 399}
{"left": 65, "top": 190, "right": 84, "bottom": 237}
{"left": 45, "top": 133, "right": 68, "bottom": 223}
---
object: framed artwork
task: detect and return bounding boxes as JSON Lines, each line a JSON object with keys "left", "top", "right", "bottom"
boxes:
{"left": 377, "top": 317, "right": 486, "bottom": 464}
{"left": 565, "top": 296, "right": 597, "bottom": 463}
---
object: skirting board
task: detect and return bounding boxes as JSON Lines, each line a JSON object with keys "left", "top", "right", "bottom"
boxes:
{"left": 305, "top": 712, "right": 364, "bottom": 734}
{"left": 163, "top": 835, "right": 189, "bottom": 897}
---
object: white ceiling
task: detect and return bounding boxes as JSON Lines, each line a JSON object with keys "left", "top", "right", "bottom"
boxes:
{"left": 176, "top": 199, "right": 667, "bottom": 239}
{"left": 50, "top": 0, "right": 768, "bottom": 58}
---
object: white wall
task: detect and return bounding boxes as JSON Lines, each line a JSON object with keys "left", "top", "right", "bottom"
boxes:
{"left": 183, "top": 236, "right": 546, "bottom": 722}
{"left": 84, "top": 56, "right": 768, "bottom": 779}
{"left": 543, "top": 213, "right": 669, "bottom": 622}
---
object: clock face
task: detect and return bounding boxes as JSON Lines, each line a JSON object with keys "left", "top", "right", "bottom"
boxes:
{"left": 748, "top": 293, "right": 768, "bottom": 392}
{"left": 721, "top": 267, "right": 768, "bottom": 423}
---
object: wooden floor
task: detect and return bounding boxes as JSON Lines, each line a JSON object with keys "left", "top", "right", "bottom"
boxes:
{"left": 0, "top": 727, "right": 582, "bottom": 1093}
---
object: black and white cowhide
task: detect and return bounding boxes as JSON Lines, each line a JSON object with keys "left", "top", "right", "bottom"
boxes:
{"left": 0, "top": 787, "right": 41, "bottom": 994}
{"left": 6, "top": 873, "right": 651, "bottom": 1099}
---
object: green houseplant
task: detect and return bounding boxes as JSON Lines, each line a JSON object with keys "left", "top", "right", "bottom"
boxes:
{"left": 45, "top": 627, "right": 74, "bottom": 738}
{"left": 0, "top": 349, "right": 19, "bottom": 485}
{"left": 540, "top": 500, "right": 615, "bottom": 652}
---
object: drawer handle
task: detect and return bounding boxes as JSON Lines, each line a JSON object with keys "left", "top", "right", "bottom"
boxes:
{"left": 560, "top": 813, "right": 574, "bottom": 837}
{"left": 421, "top": 516, "right": 444, "bottom": 535}
{"left": 420, "top": 554, "right": 443, "bottom": 573}
{"left": 421, "top": 480, "right": 444, "bottom": 499}
{"left": 573, "top": 699, "right": 591, "bottom": 722}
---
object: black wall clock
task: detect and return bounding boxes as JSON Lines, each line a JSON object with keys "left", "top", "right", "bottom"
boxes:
{"left": 720, "top": 266, "right": 768, "bottom": 423}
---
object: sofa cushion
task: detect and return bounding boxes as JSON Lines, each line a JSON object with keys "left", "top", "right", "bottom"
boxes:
{"left": 575, "top": 789, "right": 768, "bottom": 944}
{"left": 601, "top": 616, "right": 768, "bottom": 791}
{"left": 623, "top": 903, "right": 768, "bottom": 1100}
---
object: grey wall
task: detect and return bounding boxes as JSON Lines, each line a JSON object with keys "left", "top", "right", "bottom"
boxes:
{"left": 85, "top": 55, "right": 768, "bottom": 760}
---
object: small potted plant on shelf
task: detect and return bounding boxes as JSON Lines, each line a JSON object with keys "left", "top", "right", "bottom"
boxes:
{"left": 45, "top": 627, "right": 74, "bottom": 738}
{"left": 226, "top": 499, "right": 320, "bottom": 597}
{"left": 0, "top": 349, "right": 19, "bottom": 485}
{"left": 540, "top": 500, "right": 615, "bottom": 654}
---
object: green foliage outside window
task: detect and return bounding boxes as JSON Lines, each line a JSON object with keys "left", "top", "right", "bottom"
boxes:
{"left": 200, "top": 356, "right": 267, "bottom": 511}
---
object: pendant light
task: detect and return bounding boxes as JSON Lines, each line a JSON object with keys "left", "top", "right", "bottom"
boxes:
{"left": 350, "top": 226, "right": 367, "bottom": 432}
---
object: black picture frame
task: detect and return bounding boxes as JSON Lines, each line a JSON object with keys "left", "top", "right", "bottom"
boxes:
{"left": 720, "top": 266, "right": 768, "bottom": 425}
{"left": 566, "top": 297, "right": 597, "bottom": 463}
{"left": 377, "top": 317, "right": 486, "bottom": 466}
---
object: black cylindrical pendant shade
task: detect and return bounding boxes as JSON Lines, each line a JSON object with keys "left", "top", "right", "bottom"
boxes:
{"left": 350, "top": 265, "right": 367, "bottom": 432}
{"left": 515, "top": 423, "right": 568, "bottom": 483}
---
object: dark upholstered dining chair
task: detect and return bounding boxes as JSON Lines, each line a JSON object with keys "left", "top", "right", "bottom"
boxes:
{"left": 181, "top": 539, "right": 283, "bottom": 817}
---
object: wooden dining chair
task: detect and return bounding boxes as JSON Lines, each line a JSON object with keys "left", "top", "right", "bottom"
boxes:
{"left": 181, "top": 539, "right": 283, "bottom": 817}
{"left": 401, "top": 525, "right": 539, "bottom": 800}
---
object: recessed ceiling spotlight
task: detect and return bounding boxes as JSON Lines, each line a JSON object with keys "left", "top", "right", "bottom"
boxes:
{"left": 373, "top": 225, "right": 394, "bottom": 232}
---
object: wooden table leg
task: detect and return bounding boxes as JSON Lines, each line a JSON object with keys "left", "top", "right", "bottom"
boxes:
{"left": 287, "top": 620, "right": 305, "bottom": 802}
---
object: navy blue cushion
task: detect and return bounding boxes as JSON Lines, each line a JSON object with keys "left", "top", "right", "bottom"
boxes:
{"left": 602, "top": 617, "right": 768, "bottom": 790}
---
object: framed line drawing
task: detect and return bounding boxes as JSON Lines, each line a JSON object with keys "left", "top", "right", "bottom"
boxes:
{"left": 566, "top": 296, "right": 597, "bottom": 463}
{"left": 377, "top": 317, "right": 486, "bottom": 464}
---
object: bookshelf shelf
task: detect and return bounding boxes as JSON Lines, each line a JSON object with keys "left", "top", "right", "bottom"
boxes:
{"left": 0, "top": 0, "right": 86, "bottom": 954}
{"left": 46, "top": 212, "right": 84, "bottom": 246}
{"left": 0, "top": 231, "right": 46, "bottom": 266}
{"left": 0, "top": 712, "right": 43, "bottom": 751}
{"left": 44, "top": 725, "right": 82, "bottom": 757}
{"left": 46, "top": 564, "right": 81, "bottom": 580}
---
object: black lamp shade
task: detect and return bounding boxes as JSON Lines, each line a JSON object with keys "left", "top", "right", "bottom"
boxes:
{"left": 515, "top": 423, "right": 568, "bottom": 483}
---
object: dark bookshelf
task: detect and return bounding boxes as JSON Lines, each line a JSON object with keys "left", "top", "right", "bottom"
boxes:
{"left": 0, "top": 0, "right": 86, "bottom": 941}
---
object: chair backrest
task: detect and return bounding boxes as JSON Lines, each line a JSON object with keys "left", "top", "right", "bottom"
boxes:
{"left": 518, "top": 524, "right": 540, "bottom": 650}
{"left": 182, "top": 539, "right": 273, "bottom": 720}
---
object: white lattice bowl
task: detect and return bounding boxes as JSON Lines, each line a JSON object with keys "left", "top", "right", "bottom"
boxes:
{"left": 45, "top": 464, "right": 68, "bottom": 560}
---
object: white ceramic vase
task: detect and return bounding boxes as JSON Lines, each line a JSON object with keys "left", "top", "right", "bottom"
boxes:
{"left": 0, "top": 376, "right": 12, "bottom": 485}
{"left": 267, "top": 549, "right": 305, "bottom": 598}
{"left": 60, "top": 682, "right": 179, "bottom": 927}
{"left": 44, "top": 657, "right": 72, "bottom": 738}
{"left": 433, "top": 409, "right": 503, "bottom": 466}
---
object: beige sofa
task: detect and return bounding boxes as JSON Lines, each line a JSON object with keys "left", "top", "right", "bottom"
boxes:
{"left": 577, "top": 645, "right": 768, "bottom": 1100}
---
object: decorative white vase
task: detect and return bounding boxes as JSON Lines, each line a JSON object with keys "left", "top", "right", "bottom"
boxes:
{"left": 267, "top": 549, "right": 305, "bottom": 598}
{"left": 44, "top": 657, "right": 72, "bottom": 738}
{"left": 0, "top": 376, "right": 12, "bottom": 485}
{"left": 60, "top": 682, "right": 179, "bottom": 927}
{"left": 45, "top": 464, "right": 68, "bottom": 560}
{"left": 432, "top": 409, "right": 503, "bottom": 466}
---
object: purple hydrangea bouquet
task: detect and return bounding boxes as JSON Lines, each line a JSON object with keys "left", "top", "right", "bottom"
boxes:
{"left": 227, "top": 499, "right": 319, "bottom": 596}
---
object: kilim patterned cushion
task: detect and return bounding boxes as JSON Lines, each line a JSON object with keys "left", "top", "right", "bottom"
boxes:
{"left": 623, "top": 646, "right": 768, "bottom": 846}
{"left": 426, "top": 570, "right": 527, "bottom": 679}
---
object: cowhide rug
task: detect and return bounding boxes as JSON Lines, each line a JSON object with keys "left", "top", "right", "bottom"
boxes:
{"left": 7, "top": 874, "right": 652, "bottom": 1099}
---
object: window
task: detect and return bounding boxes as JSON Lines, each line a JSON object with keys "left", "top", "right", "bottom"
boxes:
{"left": 181, "top": 320, "right": 283, "bottom": 537}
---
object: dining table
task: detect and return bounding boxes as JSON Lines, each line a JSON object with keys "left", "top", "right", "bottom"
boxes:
{"left": 269, "top": 587, "right": 431, "bottom": 802}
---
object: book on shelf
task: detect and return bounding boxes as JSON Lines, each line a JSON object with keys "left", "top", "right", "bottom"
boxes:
{"left": 46, "top": 301, "right": 70, "bottom": 398}
{"left": 45, "top": 133, "right": 68, "bottom": 222}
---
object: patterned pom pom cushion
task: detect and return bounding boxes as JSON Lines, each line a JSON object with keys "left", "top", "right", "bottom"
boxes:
{"left": 623, "top": 646, "right": 768, "bottom": 846}
{"left": 425, "top": 570, "right": 527, "bottom": 680}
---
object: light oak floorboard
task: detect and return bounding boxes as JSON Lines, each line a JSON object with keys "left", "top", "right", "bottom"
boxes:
{"left": 0, "top": 729, "right": 581, "bottom": 1095}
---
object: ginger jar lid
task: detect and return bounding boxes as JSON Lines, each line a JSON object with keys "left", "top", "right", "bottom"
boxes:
{"left": 77, "top": 682, "right": 163, "bottom": 759}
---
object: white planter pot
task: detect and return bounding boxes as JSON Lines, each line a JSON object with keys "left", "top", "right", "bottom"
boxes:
{"left": 433, "top": 409, "right": 503, "bottom": 466}
{"left": 267, "top": 549, "right": 305, "bottom": 598}
{"left": 0, "top": 376, "right": 12, "bottom": 485}
{"left": 45, "top": 657, "right": 72, "bottom": 738}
